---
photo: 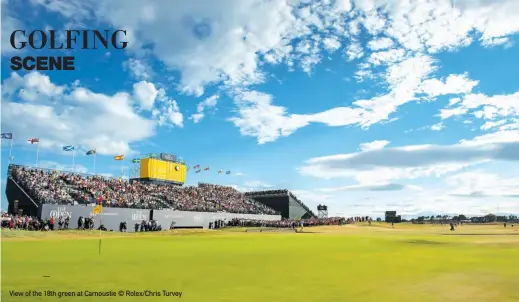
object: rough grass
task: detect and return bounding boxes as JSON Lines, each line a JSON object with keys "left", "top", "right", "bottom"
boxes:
{"left": 1, "top": 223, "right": 518, "bottom": 302}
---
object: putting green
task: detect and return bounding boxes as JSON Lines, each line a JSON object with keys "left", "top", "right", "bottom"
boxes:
{"left": 2, "top": 223, "right": 518, "bottom": 301}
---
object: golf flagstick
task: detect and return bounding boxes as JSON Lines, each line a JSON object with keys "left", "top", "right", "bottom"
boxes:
{"left": 98, "top": 206, "right": 103, "bottom": 255}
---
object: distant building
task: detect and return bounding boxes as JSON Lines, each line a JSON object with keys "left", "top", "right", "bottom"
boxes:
{"left": 385, "top": 211, "right": 401, "bottom": 223}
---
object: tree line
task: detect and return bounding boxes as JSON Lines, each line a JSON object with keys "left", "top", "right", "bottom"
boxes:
{"left": 411, "top": 214, "right": 518, "bottom": 223}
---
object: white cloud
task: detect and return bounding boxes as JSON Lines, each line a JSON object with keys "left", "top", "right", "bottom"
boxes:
{"left": 228, "top": 90, "right": 310, "bottom": 144}
{"left": 189, "top": 94, "right": 219, "bottom": 123}
{"left": 229, "top": 54, "right": 442, "bottom": 144}
{"left": 299, "top": 130, "right": 519, "bottom": 182}
{"left": 367, "top": 37, "right": 394, "bottom": 51}
{"left": 419, "top": 73, "right": 479, "bottom": 98}
{"left": 38, "top": 160, "right": 88, "bottom": 174}
{"left": 25, "top": 0, "right": 519, "bottom": 146}
{"left": 359, "top": 140, "right": 390, "bottom": 151}
{"left": 133, "top": 81, "right": 158, "bottom": 110}
{"left": 344, "top": 40, "right": 364, "bottom": 61}
{"left": 124, "top": 58, "right": 153, "bottom": 80}
{"left": 152, "top": 89, "right": 184, "bottom": 128}
{"left": 322, "top": 36, "right": 341, "bottom": 52}
{"left": 445, "top": 171, "right": 519, "bottom": 198}
{"left": 3, "top": 72, "right": 65, "bottom": 101}
{"left": 231, "top": 180, "right": 275, "bottom": 192}
{"left": 27, "top": 0, "right": 519, "bottom": 97}
{"left": 367, "top": 49, "right": 407, "bottom": 66}
{"left": 243, "top": 180, "right": 274, "bottom": 188}
{"left": 317, "top": 183, "right": 407, "bottom": 192}
{"left": 440, "top": 91, "right": 519, "bottom": 121}
{"left": 430, "top": 122, "right": 445, "bottom": 131}
{"left": 481, "top": 37, "right": 513, "bottom": 48}
{"left": 480, "top": 120, "right": 508, "bottom": 131}
{"left": 1, "top": 6, "right": 25, "bottom": 56}
{"left": 1, "top": 72, "right": 157, "bottom": 155}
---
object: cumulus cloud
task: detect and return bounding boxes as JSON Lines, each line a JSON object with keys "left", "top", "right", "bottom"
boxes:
{"left": 0, "top": 72, "right": 178, "bottom": 155}
{"left": 151, "top": 89, "right": 184, "bottom": 128}
{"left": 299, "top": 130, "right": 519, "bottom": 181}
{"left": 25, "top": 0, "right": 519, "bottom": 144}
{"left": 189, "top": 94, "right": 219, "bottom": 123}
{"left": 367, "top": 37, "right": 394, "bottom": 51}
{"left": 419, "top": 73, "right": 479, "bottom": 98}
{"left": 440, "top": 91, "right": 519, "bottom": 123}
{"left": 445, "top": 171, "right": 519, "bottom": 198}
{"left": 124, "top": 58, "right": 153, "bottom": 80}
{"left": 359, "top": 140, "right": 390, "bottom": 151}
{"left": 133, "top": 81, "right": 158, "bottom": 110}
{"left": 317, "top": 183, "right": 406, "bottom": 192}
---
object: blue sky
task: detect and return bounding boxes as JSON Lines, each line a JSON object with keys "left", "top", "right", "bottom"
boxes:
{"left": 2, "top": 0, "right": 519, "bottom": 217}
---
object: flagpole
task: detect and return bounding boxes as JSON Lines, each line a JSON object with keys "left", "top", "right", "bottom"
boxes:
{"left": 98, "top": 211, "right": 103, "bottom": 255}
{"left": 36, "top": 142, "right": 40, "bottom": 168}
{"left": 8, "top": 136, "right": 13, "bottom": 165}
{"left": 72, "top": 148, "right": 76, "bottom": 172}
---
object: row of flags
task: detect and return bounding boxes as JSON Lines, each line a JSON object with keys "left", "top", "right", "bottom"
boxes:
{"left": 3, "top": 133, "right": 234, "bottom": 175}
{"left": 191, "top": 165, "right": 231, "bottom": 175}
{"left": 62, "top": 145, "right": 124, "bottom": 161}
{"left": 0, "top": 134, "right": 126, "bottom": 161}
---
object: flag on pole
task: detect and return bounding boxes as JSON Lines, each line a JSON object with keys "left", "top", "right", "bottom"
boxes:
{"left": 63, "top": 146, "right": 76, "bottom": 171}
{"left": 226, "top": 170, "right": 231, "bottom": 175}
{"left": 114, "top": 155, "right": 124, "bottom": 160}
{"left": 1, "top": 133, "right": 13, "bottom": 139}
{"left": 86, "top": 149, "right": 97, "bottom": 175}
{"left": 3, "top": 133, "right": 14, "bottom": 165}
{"left": 193, "top": 165, "right": 200, "bottom": 169}
{"left": 204, "top": 167, "right": 209, "bottom": 171}
{"left": 28, "top": 138, "right": 40, "bottom": 167}
{"left": 92, "top": 204, "right": 103, "bottom": 255}
{"left": 92, "top": 205, "right": 103, "bottom": 215}
{"left": 132, "top": 158, "right": 140, "bottom": 163}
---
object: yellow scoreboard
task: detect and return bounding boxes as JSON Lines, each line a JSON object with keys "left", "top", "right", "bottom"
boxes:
{"left": 139, "top": 158, "right": 187, "bottom": 184}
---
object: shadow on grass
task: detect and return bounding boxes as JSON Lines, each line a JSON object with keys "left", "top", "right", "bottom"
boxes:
{"left": 296, "top": 231, "right": 324, "bottom": 234}
{"left": 405, "top": 239, "right": 447, "bottom": 245}
{"left": 442, "top": 233, "right": 519, "bottom": 236}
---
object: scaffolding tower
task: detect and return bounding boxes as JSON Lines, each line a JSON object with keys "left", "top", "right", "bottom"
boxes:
{"left": 317, "top": 204, "right": 328, "bottom": 219}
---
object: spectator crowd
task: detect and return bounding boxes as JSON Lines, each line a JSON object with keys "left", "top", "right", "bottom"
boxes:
{"left": 1, "top": 212, "right": 69, "bottom": 231}
{"left": 227, "top": 216, "right": 363, "bottom": 228}
{"left": 11, "top": 166, "right": 279, "bottom": 215}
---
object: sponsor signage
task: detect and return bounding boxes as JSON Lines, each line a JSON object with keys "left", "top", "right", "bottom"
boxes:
{"left": 160, "top": 153, "right": 177, "bottom": 162}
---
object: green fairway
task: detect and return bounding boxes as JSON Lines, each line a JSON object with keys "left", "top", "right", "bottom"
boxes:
{"left": 2, "top": 223, "right": 518, "bottom": 302}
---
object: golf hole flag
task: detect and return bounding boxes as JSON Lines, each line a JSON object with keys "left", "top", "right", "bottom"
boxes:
{"left": 92, "top": 205, "right": 103, "bottom": 215}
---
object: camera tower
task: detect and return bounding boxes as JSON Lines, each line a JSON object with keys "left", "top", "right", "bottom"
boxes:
{"left": 317, "top": 204, "right": 328, "bottom": 219}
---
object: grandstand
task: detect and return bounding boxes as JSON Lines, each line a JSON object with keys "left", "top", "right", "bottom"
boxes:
{"left": 245, "top": 190, "right": 316, "bottom": 219}
{"left": 5, "top": 164, "right": 286, "bottom": 230}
